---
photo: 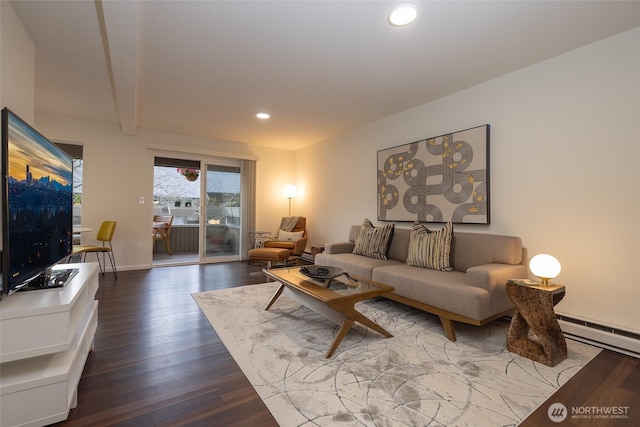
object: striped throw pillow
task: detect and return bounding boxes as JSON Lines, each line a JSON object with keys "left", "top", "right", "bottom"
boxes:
{"left": 406, "top": 221, "right": 453, "bottom": 271}
{"left": 352, "top": 219, "right": 394, "bottom": 260}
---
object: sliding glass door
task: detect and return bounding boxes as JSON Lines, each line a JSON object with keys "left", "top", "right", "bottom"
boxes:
{"left": 152, "top": 157, "right": 201, "bottom": 265}
{"left": 201, "top": 163, "right": 241, "bottom": 261}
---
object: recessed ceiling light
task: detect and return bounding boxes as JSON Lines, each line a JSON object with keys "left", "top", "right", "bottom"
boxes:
{"left": 256, "top": 112, "right": 270, "bottom": 119}
{"left": 388, "top": 3, "right": 417, "bottom": 27}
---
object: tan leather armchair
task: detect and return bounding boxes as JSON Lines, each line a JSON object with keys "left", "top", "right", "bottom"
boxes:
{"left": 263, "top": 216, "right": 308, "bottom": 256}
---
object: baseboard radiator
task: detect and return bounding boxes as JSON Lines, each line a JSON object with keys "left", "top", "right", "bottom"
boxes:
{"left": 556, "top": 315, "right": 640, "bottom": 358}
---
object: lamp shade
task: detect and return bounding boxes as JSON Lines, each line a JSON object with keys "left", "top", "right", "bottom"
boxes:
{"left": 283, "top": 184, "right": 298, "bottom": 199}
{"left": 529, "top": 254, "right": 561, "bottom": 284}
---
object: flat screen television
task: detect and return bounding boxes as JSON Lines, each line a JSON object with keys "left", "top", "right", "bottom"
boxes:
{"left": 1, "top": 108, "right": 76, "bottom": 296}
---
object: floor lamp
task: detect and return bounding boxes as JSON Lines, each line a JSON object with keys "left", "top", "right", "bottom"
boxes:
{"left": 283, "top": 184, "right": 298, "bottom": 216}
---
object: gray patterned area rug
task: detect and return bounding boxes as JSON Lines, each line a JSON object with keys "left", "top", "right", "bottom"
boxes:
{"left": 192, "top": 283, "right": 599, "bottom": 427}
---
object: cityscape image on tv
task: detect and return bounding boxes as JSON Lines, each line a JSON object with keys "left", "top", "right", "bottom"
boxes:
{"left": 5, "top": 111, "right": 73, "bottom": 286}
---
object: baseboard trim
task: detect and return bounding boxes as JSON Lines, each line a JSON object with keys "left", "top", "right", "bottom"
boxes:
{"left": 557, "top": 317, "right": 640, "bottom": 358}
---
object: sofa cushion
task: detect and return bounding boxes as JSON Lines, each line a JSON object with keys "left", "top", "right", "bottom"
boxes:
{"left": 348, "top": 225, "right": 361, "bottom": 243}
{"left": 352, "top": 219, "right": 394, "bottom": 260}
{"left": 373, "top": 264, "right": 492, "bottom": 321}
{"left": 349, "top": 225, "right": 409, "bottom": 263}
{"left": 450, "top": 233, "right": 523, "bottom": 272}
{"left": 406, "top": 221, "right": 453, "bottom": 271}
{"left": 387, "top": 227, "right": 411, "bottom": 263}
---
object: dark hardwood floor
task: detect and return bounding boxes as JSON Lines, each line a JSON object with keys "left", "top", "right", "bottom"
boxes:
{"left": 55, "top": 261, "right": 638, "bottom": 426}
{"left": 56, "top": 261, "right": 278, "bottom": 427}
{"left": 520, "top": 349, "right": 640, "bottom": 426}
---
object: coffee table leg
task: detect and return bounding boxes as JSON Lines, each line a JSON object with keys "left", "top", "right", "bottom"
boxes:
{"left": 350, "top": 310, "right": 393, "bottom": 339}
{"left": 326, "top": 319, "right": 355, "bottom": 358}
{"left": 265, "top": 284, "right": 285, "bottom": 310}
{"left": 324, "top": 307, "right": 394, "bottom": 358}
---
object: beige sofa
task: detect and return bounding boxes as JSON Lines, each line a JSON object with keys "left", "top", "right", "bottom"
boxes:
{"left": 315, "top": 225, "right": 527, "bottom": 341}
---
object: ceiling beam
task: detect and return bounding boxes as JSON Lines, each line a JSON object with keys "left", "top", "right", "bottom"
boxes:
{"left": 96, "top": 0, "right": 138, "bottom": 135}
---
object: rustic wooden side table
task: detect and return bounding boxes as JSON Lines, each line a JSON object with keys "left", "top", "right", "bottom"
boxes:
{"left": 506, "top": 279, "right": 567, "bottom": 367}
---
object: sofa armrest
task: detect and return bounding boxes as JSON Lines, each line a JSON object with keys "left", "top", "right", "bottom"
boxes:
{"left": 466, "top": 263, "right": 528, "bottom": 293}
{"left": 324, "top": 241, "right": 355, "bottom": 254}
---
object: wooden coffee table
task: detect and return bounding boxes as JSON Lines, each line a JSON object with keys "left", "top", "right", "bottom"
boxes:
{"left": 264, "top": 267, "right": 395, "bottom": 358}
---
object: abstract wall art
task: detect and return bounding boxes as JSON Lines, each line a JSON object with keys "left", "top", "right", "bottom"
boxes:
{"left": 377, "top": 124, "right": 490, "bottom": 224}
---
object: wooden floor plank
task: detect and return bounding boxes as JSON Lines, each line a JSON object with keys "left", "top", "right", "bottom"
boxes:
{"left": 519, "top": 349, "right": 640, "bottom": 426}
{"left": 52, "top": 261, "right": 637, "bottom": 426}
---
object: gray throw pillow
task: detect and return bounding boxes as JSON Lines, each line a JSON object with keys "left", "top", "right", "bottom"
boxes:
{"left": 353, "top": 219, "right": 394, "bottom": 260}
{"left": 406, "top": 221, "right": 453, "bottom": 271}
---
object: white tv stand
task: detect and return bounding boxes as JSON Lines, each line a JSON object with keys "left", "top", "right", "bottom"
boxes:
{"left": 0, "top": 262, "right": 99, "bottom": 427}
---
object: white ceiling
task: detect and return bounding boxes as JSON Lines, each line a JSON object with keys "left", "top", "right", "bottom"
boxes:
{"left": 10, "top": 0, "right": 640, "bottom": 150}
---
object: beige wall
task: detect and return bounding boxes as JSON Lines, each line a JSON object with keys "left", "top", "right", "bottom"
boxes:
{"left": 0, "top": 0, "right": 35, "bottom": 255}
{"left": 252, "top": 145, "right": 297, "bottom": 232}
{"left": 295, "top": 28, "right": 640, "bottom": 334}
{"left": 0, "top": 0, "right": 34, "bottom": 123}
{"left": 35, "top": 114, "right": 296, "bottom": 269}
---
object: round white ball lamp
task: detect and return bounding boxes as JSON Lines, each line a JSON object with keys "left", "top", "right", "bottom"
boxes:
{"left": 529, "top": 254, "right": 561, "bottom": 285}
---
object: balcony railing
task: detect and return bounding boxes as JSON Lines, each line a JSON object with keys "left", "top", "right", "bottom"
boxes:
{"left": 152, "top": 206, "right": 241, "bottom": 255}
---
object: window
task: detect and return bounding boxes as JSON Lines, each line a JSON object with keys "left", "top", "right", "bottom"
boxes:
{"left": 55, "top": 143, "right": 83, "bottom": 226}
